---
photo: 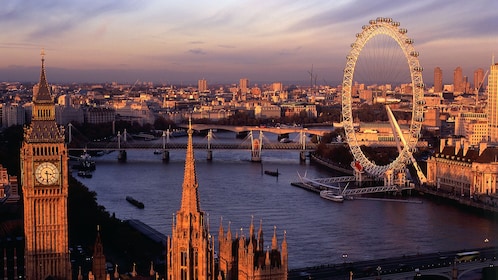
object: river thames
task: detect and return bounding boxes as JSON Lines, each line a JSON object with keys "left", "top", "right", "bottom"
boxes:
{"left": 75, "top": 132, "right": 498, "bottom": 269}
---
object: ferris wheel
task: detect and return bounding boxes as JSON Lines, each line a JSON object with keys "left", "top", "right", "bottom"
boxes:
{"left": 341, "top": 17, "right": 425, "bottom": 177}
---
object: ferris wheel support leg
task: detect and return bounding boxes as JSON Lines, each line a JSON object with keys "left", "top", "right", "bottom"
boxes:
{"left": 385, "top": 105, "right": 427, "bottom": 185}
{"left": 354, "top": 169, "right": 363, "bottom": 187}
{"left": 384, "top": 169, "right": 394, "bottom": 187}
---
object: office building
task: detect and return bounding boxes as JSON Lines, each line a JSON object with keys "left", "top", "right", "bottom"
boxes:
{"left": 434, "top": 67, "right": 443, "bottom": 93}
{"left": 488, "top": 63, "right": 498, "bottom": 142}
{"left": 474, "top": 68, "right": 485, "bottom": 93}
{"left": 453, "top": 66, "right": 464, "bottom": 93}
{"left": 198, "top": 79, "right": 208, "bottom": 92}
{"left": 240, "top": 78, "right": 249, "bottom": 94}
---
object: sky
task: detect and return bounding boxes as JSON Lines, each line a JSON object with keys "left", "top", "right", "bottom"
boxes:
{"left": 0, "top": 0, "right": 497, "bottom": 86}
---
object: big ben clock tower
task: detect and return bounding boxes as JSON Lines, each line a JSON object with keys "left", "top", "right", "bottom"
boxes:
{"left": 21, "top": 50, "right": 72, "bottom": 280}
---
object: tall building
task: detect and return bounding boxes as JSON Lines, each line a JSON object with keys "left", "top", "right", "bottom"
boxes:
{"left": 21, "top": 51, "right": 72, "bottom": 279}
{"left": 239, "top": 78, "right": 249, "bottom": 93}
{"left": 198, "top": 79, "right": 208, "bottom": 92}
{"left": 167, "top": 120, "right": 216, "bottom": 280}
{"left": 488, "top": 63, "right": 498, "bottom": 142}
{"left": 434, "top": 67, "right": 443, "bottom": 93}
{"left": 474, "top": 68, "right": 485, "bottom": 92}
{"left": 1, "top": 102, "right": 26, "bottom": 128}
{"left": 453, "top": 66, "right": 464, "bottom": 93}
{"left": 271, "top": 82, "right": 283, "bottom": 92}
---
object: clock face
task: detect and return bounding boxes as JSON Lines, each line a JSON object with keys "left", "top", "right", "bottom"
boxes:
{"left": 35, "top": 162, "right": 60, "bottom": 185}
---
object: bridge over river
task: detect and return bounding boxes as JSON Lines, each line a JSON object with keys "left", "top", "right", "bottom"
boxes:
{"left": 67, "top": 124, "right": 321, "bottom": 162}
{"left": 69, "top": 141, "right": 317, "bottom": 151}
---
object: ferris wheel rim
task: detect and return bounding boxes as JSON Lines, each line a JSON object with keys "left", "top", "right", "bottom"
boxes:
{"left": 341, "top": 18, "right": 425, "bottom": 176}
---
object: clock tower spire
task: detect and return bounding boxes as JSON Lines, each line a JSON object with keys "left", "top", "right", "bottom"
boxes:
{"left": 21, "top": 51, "right": 72, "bottom": 280}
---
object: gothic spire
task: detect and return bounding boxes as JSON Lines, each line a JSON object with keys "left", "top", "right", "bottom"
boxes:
{"left": 179, "top": 118, "right": 200, "bottom": 213}
{"left": 272, "top": 225, "right": 278, "bottom": 250}
{"left": 34, "top": 48, "right": 52, "bottom": 102}
{"left": 257, "top": 219, "right": 264, "bottom": 251}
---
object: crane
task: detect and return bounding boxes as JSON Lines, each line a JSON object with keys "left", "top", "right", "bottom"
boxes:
{"left": 475, "top": 70, "right": 488, "bottom": 107}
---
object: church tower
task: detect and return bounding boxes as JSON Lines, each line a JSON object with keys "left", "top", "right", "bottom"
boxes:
{"left": 21, "top": 50, "right": 72, "bottom": 279}
{"left": 167, "top": 120, "right": 215, "bottom": 280}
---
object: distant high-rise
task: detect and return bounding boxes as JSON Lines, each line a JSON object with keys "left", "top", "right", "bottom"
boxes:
{"left": 453, "top": 66, "right": 464, "bottom": 93}
{"left": 434, "top": 67, "right": 443, "bottom": 93}
{"left": 240, "top": 78, "right": 249, "bottom": 93}
{"left": 488, "top": 63, "right": 498, "bottom": 142}
{"left": 474, "top": 68, "right": 485, "bottom": 92}
{"left": 198, "top": 79, "right": 208, "bottom": 92}
{"left": 272, "top": 82, "right": 283, "bottom": 92}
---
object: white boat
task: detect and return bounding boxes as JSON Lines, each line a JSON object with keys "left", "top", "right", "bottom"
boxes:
{"left": 279, "top": 137, "right": 292, "bottom": 143}
{"left": 320, "top": 190, "right": 344, "bottom": 202}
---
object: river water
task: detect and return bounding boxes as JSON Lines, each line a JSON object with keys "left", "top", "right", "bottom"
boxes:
{"left": 75, "top": 132, "right": 498, "bottom": 269}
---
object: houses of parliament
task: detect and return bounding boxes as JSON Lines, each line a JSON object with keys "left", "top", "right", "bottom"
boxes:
{"left": 1, "top": 53, "right": 288, "bottom": 279}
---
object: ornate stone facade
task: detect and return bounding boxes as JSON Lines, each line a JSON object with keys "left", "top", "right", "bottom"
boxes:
{"left": 218, "top": 218, "right": 288, "bottom": 280}
{"left": 21, "top": 51, "right": 72, "bottom": 279}
{"left": 166, "top": 121, "right": 216, "bottom": 280}
{"left": 427, "top": 139, "right": 498, "bottom": 196}
{"left": 166, "top": 121, "right": 288, "bottom": 280}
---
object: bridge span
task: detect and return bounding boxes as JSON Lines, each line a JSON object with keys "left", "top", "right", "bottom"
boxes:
{"left": 68, "top": 141, "right": 317, "bottom": 151}
{"left": 178, "top": 124, "right": 332, "bottom": 136}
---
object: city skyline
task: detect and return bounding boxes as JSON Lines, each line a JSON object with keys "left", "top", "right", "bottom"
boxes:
{"left": 1, "top": 0, "right": 497, "bottom": 85}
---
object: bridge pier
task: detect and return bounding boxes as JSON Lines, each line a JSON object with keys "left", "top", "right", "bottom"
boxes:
{"left": 118, "top": 150, "right": 127, "bottom": 162}
{"left": 162, "top": 150, "right": 170, "bottom": 162}
{"left": 300, "top": 151, "right": 307, "bottom": 162}
{"left": 207, "top": 129, "right": 213, "bottom": 161}
{"left": 250, "top": 131, "right": 262, "bottom": 162}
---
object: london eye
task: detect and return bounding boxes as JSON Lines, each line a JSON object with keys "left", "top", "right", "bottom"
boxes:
{"left": 341, "top": 17, "right": 425, "bottom": 179}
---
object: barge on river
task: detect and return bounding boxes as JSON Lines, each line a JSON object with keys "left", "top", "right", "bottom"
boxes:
{"left": 126, "top": 196, "right": 144, "bottom": 209}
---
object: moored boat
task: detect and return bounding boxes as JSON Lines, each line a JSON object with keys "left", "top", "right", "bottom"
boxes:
{"left": 73, "top": 152, "right": 96, "bottom": 171}
{"left": 126, "top": 196, "right": 144, "bottom": 209}
{"left": 77, "top": 170, "right": 92, "bottom": 178}
{"left": 264, "top": 169, "right": 279, "bottom": 177}
{"left": 320, "top": 190, "right": 344, "bottom": 202}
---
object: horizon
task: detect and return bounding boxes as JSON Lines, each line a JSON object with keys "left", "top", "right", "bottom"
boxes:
{"left": 1, "top": 0, "right": 497, "bottom": 85}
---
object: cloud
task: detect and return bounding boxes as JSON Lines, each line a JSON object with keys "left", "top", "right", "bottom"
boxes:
{"left": 188, "top": 48, "right": 207, "bottom": 55}
{"left": 218, "top": 45, "right": 236, "bottom": 49}
{"left": 278, "top": 46, "right": 303, "bottom": 56}
{"left": 0, "top": 42, "right": 39, "bottom": 50}
{"left": 1, "top": 0, "right": 145, "bottom": 40}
